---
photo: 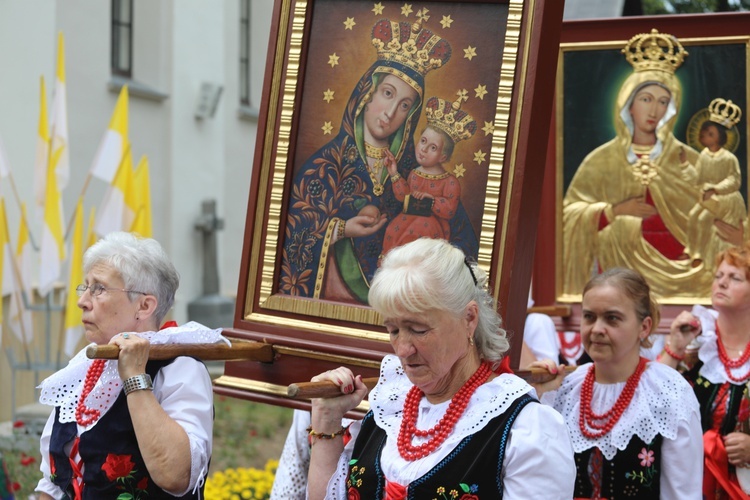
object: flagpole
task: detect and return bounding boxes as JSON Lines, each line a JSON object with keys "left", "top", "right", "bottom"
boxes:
{"left": 63, "top": 171, "right": 92, "bottom": 240}
{"left": 5, "top": 207, "right": 32, "bottom": 367}
{"left": 5, "top": 172, "right": 39, "bottom": 250}
{"left": 64, "top": 142, "right": 132, "bottom": 240}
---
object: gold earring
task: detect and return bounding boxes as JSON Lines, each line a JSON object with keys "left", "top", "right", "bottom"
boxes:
{"left": 469, "top": 336, "right": 474, "bottom": 346}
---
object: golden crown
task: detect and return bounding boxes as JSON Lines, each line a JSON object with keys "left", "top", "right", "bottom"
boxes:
{"left": 621, "top": 29, "right": 687, "bottom": 74}
{"left": 708, "top": 97, "right": 742, "bottom": 128}
{"left": 425, "top": 97, "right": 477, "bottom": 143}
{"left": 371, "top": 19, "right": 451, "bottom": 78}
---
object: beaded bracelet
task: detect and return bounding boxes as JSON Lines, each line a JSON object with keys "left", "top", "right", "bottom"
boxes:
{"left": 663, "top": 343, "right": 685, "bottom": 362}
{"left": 337, "top": 219, "right": 346, "bottom": 240}
{"left": 306, "top": 426, "right": 345, "bottom": 440}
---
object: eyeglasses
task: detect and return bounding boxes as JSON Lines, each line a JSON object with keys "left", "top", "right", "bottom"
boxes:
{"left": 76, "top": 284, "right": 147, "bottom": 298}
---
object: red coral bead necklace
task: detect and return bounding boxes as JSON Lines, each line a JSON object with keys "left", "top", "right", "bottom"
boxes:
{"left": 716, "top": 324, "right": 750, "bottom": 382}
{"left": 579, "top": 357, "right": 647, "bottom": 439}
{"left": 397, "top": 361, "right": 491, "bottom": 461}
{"left": 75, "top": 359, "right": 106, "bottom": 426}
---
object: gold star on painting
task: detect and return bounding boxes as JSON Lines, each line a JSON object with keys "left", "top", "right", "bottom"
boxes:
{"left": 464, "top": 46, "right": 477, "bottom": 60}
{"left": 474, "top": 84, "right": 488, "bottom": 100}
{"left": 372, "top": 2, "right": 384, "bottom": 15}
{"left": 343, "top": 17, "right": 356, "bottom": 30}
{"left": 328, "top": 53, "right": 340, "bottom": 68}
{"left": 482, "top": 121, "right": 494, "bottom": 136}
{"left": 440, "top": 15, "right": 453, "bottom": 29}
{"left": 401, "top": 3, "right": 413, "bottom": 16}
{"left": 323, "top": 89, "right": 335, "bottom": 103}
{"left": 416, "top": 8, "right": 430, "bottom": 23}
{"left": 456, "top": 89, "right": 468, "bottom": 102}
{"left": 473, "top": 150, "right": 486, "bottom": 165}
{"left": 453, "top": 163, "right": 466, "bottom": 178}
{"left": 322, "top": 121, "right": 333, "bottom": 135}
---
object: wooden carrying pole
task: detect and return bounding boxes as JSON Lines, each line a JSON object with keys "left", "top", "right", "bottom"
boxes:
{"left": 86, "top": 339, "right": 275, "bottom": 362}
{"left": 286, "top": 366, "right": 578, "bottom": 399}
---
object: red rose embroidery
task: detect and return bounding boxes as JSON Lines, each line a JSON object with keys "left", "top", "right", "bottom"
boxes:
{"left": 102, "top": 453, "right": 135, "bottom": 481}
{"left": 347, "top": 486, "right": 360, "bottom": 500}
{"left": 460, "top": 495, "right": 479, "bottom": 500}
{"left": 137, "top": 476, "right": 149, "bottom": 490}
{"left": 739, "top": 397, "right": 750, "bottom": 423}
{"left": 49, "top": 455, "right": 56, "bottom": 475}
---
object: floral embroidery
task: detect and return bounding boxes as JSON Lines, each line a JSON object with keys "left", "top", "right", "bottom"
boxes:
{"left": 346, "top": 460, "right": 365, "bottom": 491}
{"left": 432, "top": 482, "right": 479, "bottom": 499}
{"left": 626, "top": 443, "right": 657, "bottom": 489}
{"left": 638, "top": 448, "right": 654, "bottom": 467}
{"left": 101, "top": 453, "right": 148, "bottom": 500}
{"left": 49, "top": 454, "right": 57, "bottom": 482}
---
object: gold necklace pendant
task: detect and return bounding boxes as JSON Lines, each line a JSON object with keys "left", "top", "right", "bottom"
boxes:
{"left": 366, "top": 150, "right": 388, "bottom": 197}
{"left": 365, "top": 142, "right": 388, "bottom": 159}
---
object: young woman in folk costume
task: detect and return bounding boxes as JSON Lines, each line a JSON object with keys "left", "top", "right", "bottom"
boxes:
{"left": 662, "top": 241, "right": 750, "bottom": 498}
{"left": 562, "top": 29, "right": 705, "bottom": 299}
{"left": 532, "top": 268, "right": 703, "bottom": 499}
{"left": 280, "top": 18, "right": 477, "bottom": 304}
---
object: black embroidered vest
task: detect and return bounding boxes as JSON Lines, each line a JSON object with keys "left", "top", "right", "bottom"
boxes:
{"left": 48, "top": 359, "right": 204, "bottom": 499}
{"left": 684, "top": 360, "right": 746, "bottom": 435}
{"left": 573, "top": 435, "right": 663, "bottom": 499}
{"left": 346, "top": 393, "right": 536, "bottom": 499}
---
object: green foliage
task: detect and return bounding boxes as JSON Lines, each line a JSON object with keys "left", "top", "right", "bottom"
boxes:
{"left": 209, "top": 396, "right": 293, "bottom": 474}
{"left": 642, "top": 0, "right": 750, "bottom": 14}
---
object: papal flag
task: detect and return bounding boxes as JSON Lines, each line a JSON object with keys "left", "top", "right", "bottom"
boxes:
{"left": 131, "top": 155, "right": 152, "bottom": 237}
{"left": 33, "top": 76, "right": 50, "bottom": 213}
{"left": 0, "top": 199, "right": 11, "bottom": 345}
{"left": 90, "top": 86, "right": 129, "bottom": 183}
{"left": 38, "top": 142, "right": 66, "bottom": 297}
{"left": 49, "top": 32, "right": 70, "bottom": 190}
{"left": 86, "top": 206, "right": 97, "bottom": 248}
{"left": 8, "top": 204, "right": 33, "bottom": 345}
{"left": 95, "top": 143, "right": 136, "bottom": 236}
{"left": 64, "top": 199, "right": 85, "bottom": 356}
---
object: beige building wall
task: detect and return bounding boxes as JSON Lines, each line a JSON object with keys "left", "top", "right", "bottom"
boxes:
{"left": 0, "top": 0, "right": 273, "bottom": 422}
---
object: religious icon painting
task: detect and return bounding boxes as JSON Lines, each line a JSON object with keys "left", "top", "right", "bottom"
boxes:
{"left": 215, "top": 0, "right": 564, "bottom": 407}
{"left": 551, "top": 16, "right": 750, "bottom": 304}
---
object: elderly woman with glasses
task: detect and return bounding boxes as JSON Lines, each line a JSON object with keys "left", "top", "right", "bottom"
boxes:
{"left": 35, "top": 232, "right": 223, "bottom": 499}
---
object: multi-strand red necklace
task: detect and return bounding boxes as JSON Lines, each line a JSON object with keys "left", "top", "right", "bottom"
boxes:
{"left": 716, "top": 324, "right": 750, "bottom": 382}
{"left": 397, "top": 362, "right": 491, "bottom": 461}
{"left": 75, "top": 359, "right": 106, "bottom": 426}
{"left": 579, "top": 357, "right": 647, "bottom": 439}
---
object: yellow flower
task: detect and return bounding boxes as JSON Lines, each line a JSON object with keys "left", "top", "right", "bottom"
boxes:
{"left": 204, "top": 460, "right": 279, "bottom": 500}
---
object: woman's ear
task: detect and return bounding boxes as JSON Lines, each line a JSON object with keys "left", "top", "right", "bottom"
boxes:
{"left": 465, "top": 301, "right": 479, "bottom": 329}
{"left": 639, "top": 316, "right": 653, "bottom": 341}
{"left": 137, "top": 294, "right": 159, "bottom": 321}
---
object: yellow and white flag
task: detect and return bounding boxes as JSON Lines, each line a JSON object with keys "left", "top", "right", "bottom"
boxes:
{"left": 0, "top": 199, "right": 11, "bottom": 345}
{"left": 38, "top": 142, "right": 66, "bottom": 297}
{"left": 33, "top": 76, "right": 50, "bottom": 214}
{"left": 64, "top": 199, "right": 85, "bottom": 356}
{"left": 8, "top": 204, "right": 33, "bottom": 345}
{"left": 90, "top": 86, "right": 129, "bottom": 183}
{"left": 131, "top": 155, "right": 152, "bottom": 237}
{"left": 95, "top": 143, "right": 136, "bottom": 236}
{"left": 50, "top": 32, "right": 70, "bottom": 190}
{"left": 86, "top": 206, "right": 98, "bottom": 248}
